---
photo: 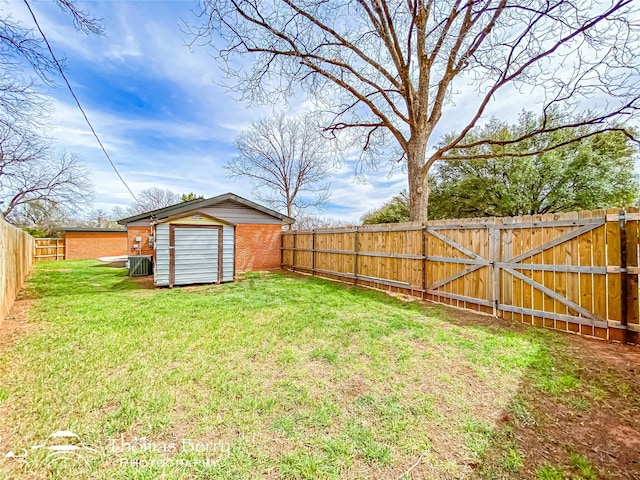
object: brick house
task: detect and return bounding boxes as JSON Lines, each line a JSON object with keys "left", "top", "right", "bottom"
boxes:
{"left": 117, "top": 193, "right": 294, "bottom": 286}
{"left": 61, "top": 227, "right": 128, "bottom": 260}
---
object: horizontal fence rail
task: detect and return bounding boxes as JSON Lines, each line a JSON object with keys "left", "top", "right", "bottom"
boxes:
{"left": 282, "top": 208, "right": 640, "bottom": 344}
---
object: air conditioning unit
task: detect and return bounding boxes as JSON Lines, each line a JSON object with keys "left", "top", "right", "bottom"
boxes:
{"left": 128, "top": 255, "right": 153, "bottom": 277}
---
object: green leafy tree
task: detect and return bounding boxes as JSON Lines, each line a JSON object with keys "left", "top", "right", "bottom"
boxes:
{"left": 362, "top": 190, "right": 410, "bottom": 224}
{"left": 429, "top": 113, "right": 639, "bottom": 219}
{"left": 22, "top": 226, "right": 49, "bottom": 238}
{"left": 181, "top": 192, "right": 204, "bottom": 202}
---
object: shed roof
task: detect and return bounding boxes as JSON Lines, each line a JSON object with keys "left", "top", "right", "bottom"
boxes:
{"left": 117, "top": 192, "right": 295, "bottom": 225}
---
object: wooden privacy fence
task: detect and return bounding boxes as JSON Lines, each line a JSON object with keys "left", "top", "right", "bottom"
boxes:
{"left": 281, "top": 208, "right": 640, "bottom": 344}
{"left": 34, "top": 238, "right": 65, "bottom": 261}
{"left": 1, "top": 219, "right": 35, "bottom": 323}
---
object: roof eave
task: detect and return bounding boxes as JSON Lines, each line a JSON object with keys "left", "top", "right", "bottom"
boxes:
{"left": 117, "top": 192, "right": 295, "bottom": 225}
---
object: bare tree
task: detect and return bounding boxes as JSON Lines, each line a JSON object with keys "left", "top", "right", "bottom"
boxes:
{"left": 227, "top": 112, "right": 333, "bottom": 219}
{"left": 0, "top": 0, "right": 102, "bottom": 138}
{"left": 86, "top": 208, "right": 121, "bottom": 228}
{"left": 10, "top": 200, "right": 70, "bottom": 236}
{"left": 293, "top": 214, "right": 351, "bottom": 230}
{"left": 110, "top": 205, "right": 129, "bottom": 220}
{"left": 0, "top": 0, "right": 103, "bottom": 125}
{"left": 0, "top": 0, "right": 102, "bottom": 225}
{"left": 191, "top": 0, "right": 640, "bottom": 220}
{"left": 1, "top": 1, "right": 102, "bottom": 76}
{"left": 130, "top": 187, "right": 181, "bottom": 214}
{"left": 0, "top": 106, "right": 94, "bottom": 225}
{"left": 1, "top": 148, "right": 93, "bottom": 220}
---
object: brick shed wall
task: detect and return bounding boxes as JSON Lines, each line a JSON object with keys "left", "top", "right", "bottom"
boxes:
{"left": 65, "top": 231, "right": 128, "bottom": 260}
{"left": 235, "top": 224, "right": 282, "bottom": 272}
{"left": 127, "top": 226, "right": 154, "bottom": 256}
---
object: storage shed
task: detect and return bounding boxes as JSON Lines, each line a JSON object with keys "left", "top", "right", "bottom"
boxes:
{"left": 118, "top": 193, "right": 294, "bottom": 287}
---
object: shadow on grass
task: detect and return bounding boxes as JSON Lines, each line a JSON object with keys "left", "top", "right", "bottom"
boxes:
{"left": 279, "top": 271, "right": 640, "bottom": 479}
{"left": 27, "top": 261, "right": 140, "bottom": 298}
{"left": 410, "top": 299, "right": 640, "bottom": 479}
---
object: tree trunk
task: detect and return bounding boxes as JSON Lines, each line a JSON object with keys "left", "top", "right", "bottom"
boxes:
{"left": 407, "top": 137, "right": 430, "bottom": 221}
{"left": 286, "top": 201, "right": 293, "bottom": 231}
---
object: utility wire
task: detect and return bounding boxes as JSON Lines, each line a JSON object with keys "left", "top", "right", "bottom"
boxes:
{"left": 23, "top": 0, "right": 141, "bottom": 206}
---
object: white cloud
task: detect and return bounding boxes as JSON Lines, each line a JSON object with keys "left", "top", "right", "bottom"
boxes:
{"left": 13, "top": 0, "right": 623, "bottom": 223}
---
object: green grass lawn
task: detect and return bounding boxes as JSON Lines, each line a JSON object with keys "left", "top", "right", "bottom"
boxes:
{"left": 0, "top": 261, "right": 638, "bottom": 479}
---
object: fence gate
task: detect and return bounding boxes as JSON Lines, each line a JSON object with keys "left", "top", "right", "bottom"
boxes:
{"left": 424, "top": 223, "right": 495, "bottom": 313}
{"left": 34, "top": 238, "right": 64, "bottom": 261}
{"left": 496, "top": 214, "right": 610, "bottom": 336}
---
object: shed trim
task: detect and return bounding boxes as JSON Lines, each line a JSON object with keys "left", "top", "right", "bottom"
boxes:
{"left": 160, "top": 211, "right": 236, "bottom": 226}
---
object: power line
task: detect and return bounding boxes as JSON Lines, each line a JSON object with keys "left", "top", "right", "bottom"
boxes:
{"left": 22, "top": 0, "right": 140, "bottom": 206}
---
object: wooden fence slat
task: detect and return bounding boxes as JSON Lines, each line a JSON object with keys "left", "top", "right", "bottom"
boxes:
{"left": 507, "top": 222, "right": 603, "bottom": 265}
{"left": 541, "top": 214, "right": 556, "bottom": 329}
{"left": 531, "top": 215, "right": 544, "bottom": 327}
{"left": 429, "top": 265, "right": 485, "bottom": 291}
{"left": 606, "top": 209, "right": 622, "bottom": 324}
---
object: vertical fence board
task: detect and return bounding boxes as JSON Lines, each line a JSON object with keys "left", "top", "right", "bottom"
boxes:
{"left": 501, "top": 218, "right": 513, "bottom": 320}
{"left": 579, "top": 211, "right": 594, "bottom": 335}
{"left": 541, "top": 214, "right": 556, "bottom": 329}
{"left": 606, "top": 209, "right": 622, "bottom": 325}
{"left": 625, "top": 208, "right": 640, "bottom": 344}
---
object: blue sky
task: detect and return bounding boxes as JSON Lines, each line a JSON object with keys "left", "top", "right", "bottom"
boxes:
{"left": 7, "top": 0, "right": 623, "bottom": 222}
{"left": 12, "top": 0, "right": 499, "bottom": 223}
{"left": 9, "top": 0, "right": 411, "bottom": 223}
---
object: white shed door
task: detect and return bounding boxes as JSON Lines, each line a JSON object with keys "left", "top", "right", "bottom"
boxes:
{"left": 171, "top": 227, "right": 220, "bottom": 286}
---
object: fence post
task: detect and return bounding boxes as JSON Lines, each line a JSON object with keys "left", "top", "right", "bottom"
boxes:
{"left": 311, "top": 229, "right": 315, "bottom": 276}
{"left": 280, "top": 231, "right": 284, "bottom": 269}
{"left": 421, "top": 225, "right": 427, "bottom": 300}
{"left": 353, "top": 226, "right": 358, "bottom": 285}
{"left": 292, "top": 231, "right": 297, "bottom": 273}
{"left": 619, "top": 209, "right": 629, "bottom": 344}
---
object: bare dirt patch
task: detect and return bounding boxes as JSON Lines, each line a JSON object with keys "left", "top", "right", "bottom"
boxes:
{"left": 424, "top": 302, "right": 640, "bottom": 479}
{"left": 0, "top": 294, "right": 40, "bottom": 352}
{"left": 128, "top": 275, "right": 156, "bottom": 290}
